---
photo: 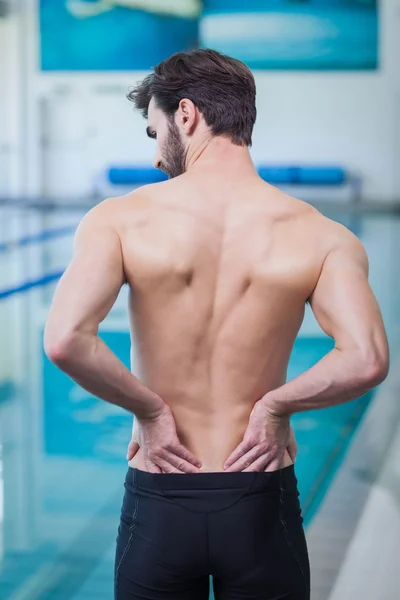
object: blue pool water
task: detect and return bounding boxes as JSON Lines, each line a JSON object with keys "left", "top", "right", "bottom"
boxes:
{"left": 0, "top": 207, "right": 398, "bottom": 599}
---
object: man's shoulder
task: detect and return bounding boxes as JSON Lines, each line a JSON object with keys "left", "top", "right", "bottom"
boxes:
{"left": 295, "top": 206, "right": 368, "bottom": 268}
{"left": 279, "top": 195, "right": 361, "bottom": 245}
{"left": 104, "top": 179, "right": 180, "bottom": 208}
{"left": 82, "top": 181, "right": 173, "bottom": 222}
{"left": 312, "top": 211, "right": 365, "bottom": 253}
{"left": 265, "top": 189, "right": 366, "bottom": 260}
{"left": 90, "top": 187, "right": 156, "bottom": 212}
{"left": 258, "top": 186, "right": 318, "bottom": 222}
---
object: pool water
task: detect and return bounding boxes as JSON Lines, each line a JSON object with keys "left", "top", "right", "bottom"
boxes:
{"left": 0, "top": 208, "right": 398, "bottom": 599}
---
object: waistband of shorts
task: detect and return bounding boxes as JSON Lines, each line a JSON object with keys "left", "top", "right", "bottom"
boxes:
{"left": 129, "top": 464, "right": 296, "bottom": 492}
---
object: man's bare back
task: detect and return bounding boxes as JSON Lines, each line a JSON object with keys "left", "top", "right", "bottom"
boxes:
{"left": 44, "top": 145, "right": 388, "bottom": 477}
{"left": 104, "top": 170, "right": 341, "bottom": 472}
{"left": 44, "top": 48, "right": 388, "bottom": 477}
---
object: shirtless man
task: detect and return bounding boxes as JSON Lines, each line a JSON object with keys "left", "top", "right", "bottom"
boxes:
{"left": 44, "top": 49, "right": 389, "bottom": 600}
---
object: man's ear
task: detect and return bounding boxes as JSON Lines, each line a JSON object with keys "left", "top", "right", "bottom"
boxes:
{"left": 177, "top": 98, "right": 197, "bottom": 135}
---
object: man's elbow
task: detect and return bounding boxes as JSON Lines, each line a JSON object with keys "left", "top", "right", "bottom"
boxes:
{"left": 44, "top": 329, "right": 80, "bottom": 367}
{"left": 361, "top": 351, "right": 389, "bottom": 389}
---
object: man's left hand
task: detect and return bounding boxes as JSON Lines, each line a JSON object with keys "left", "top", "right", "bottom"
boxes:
{"left": 223, "top": 398, "right": 297, "bottom": 472}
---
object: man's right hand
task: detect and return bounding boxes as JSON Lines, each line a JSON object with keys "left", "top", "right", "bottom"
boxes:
{"left": 126, "top": 404, "right": 202, "bottom": 474}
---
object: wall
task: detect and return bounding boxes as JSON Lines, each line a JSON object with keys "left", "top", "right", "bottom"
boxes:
{"left": 0, "top": 9, "right": 23, "bottom": 197}
{"left": 251, "top": 0, "right": 400, "bottom": 201}
{"left": 3, "top": 0, "right": 400, "bottom": 201}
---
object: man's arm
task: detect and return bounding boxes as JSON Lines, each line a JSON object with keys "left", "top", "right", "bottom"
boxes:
{"left": 43, "top": 201, "right": 166, "bottom": 420}
{"left": 265, "top": 233, "right": 389, "bottom": 416}
{"left": 224, "top": 231, "right": 389, "bottom": 472}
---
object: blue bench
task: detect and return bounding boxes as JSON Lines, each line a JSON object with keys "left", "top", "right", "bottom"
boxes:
{"left": 257, "top": 166, "right": 346, "bottom": 186}
{"left": 108, "top": 167, "right": 168, "bottom": 186}
{"left": 103, "top": 165, "right": 361, "bottom": 202}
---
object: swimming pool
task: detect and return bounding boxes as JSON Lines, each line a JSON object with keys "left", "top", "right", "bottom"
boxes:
{"left": 0, "top": 206, "right": 398, "bottom": 599}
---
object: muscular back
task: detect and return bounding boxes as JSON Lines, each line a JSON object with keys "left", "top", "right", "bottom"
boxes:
{"left": 113, "top": 174, "right": 327, "bottom": 471}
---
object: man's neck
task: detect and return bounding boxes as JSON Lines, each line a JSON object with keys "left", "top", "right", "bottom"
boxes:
{"left": 186, "top": 136, "right": 257, "bottom": 177}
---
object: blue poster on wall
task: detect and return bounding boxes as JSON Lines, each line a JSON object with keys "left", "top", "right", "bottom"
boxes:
{"left": 201, "top": 0, "right": 378, "bottom": 70}
{"left": 40, "top": 1, "right": 377, "bottom": 72}
{"left": 40, "top": 0, "right": 201, "bottom": 71}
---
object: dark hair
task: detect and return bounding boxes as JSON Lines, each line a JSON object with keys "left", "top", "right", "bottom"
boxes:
{"left": 127, "top": 49, "right": 256, "bottom": 147}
